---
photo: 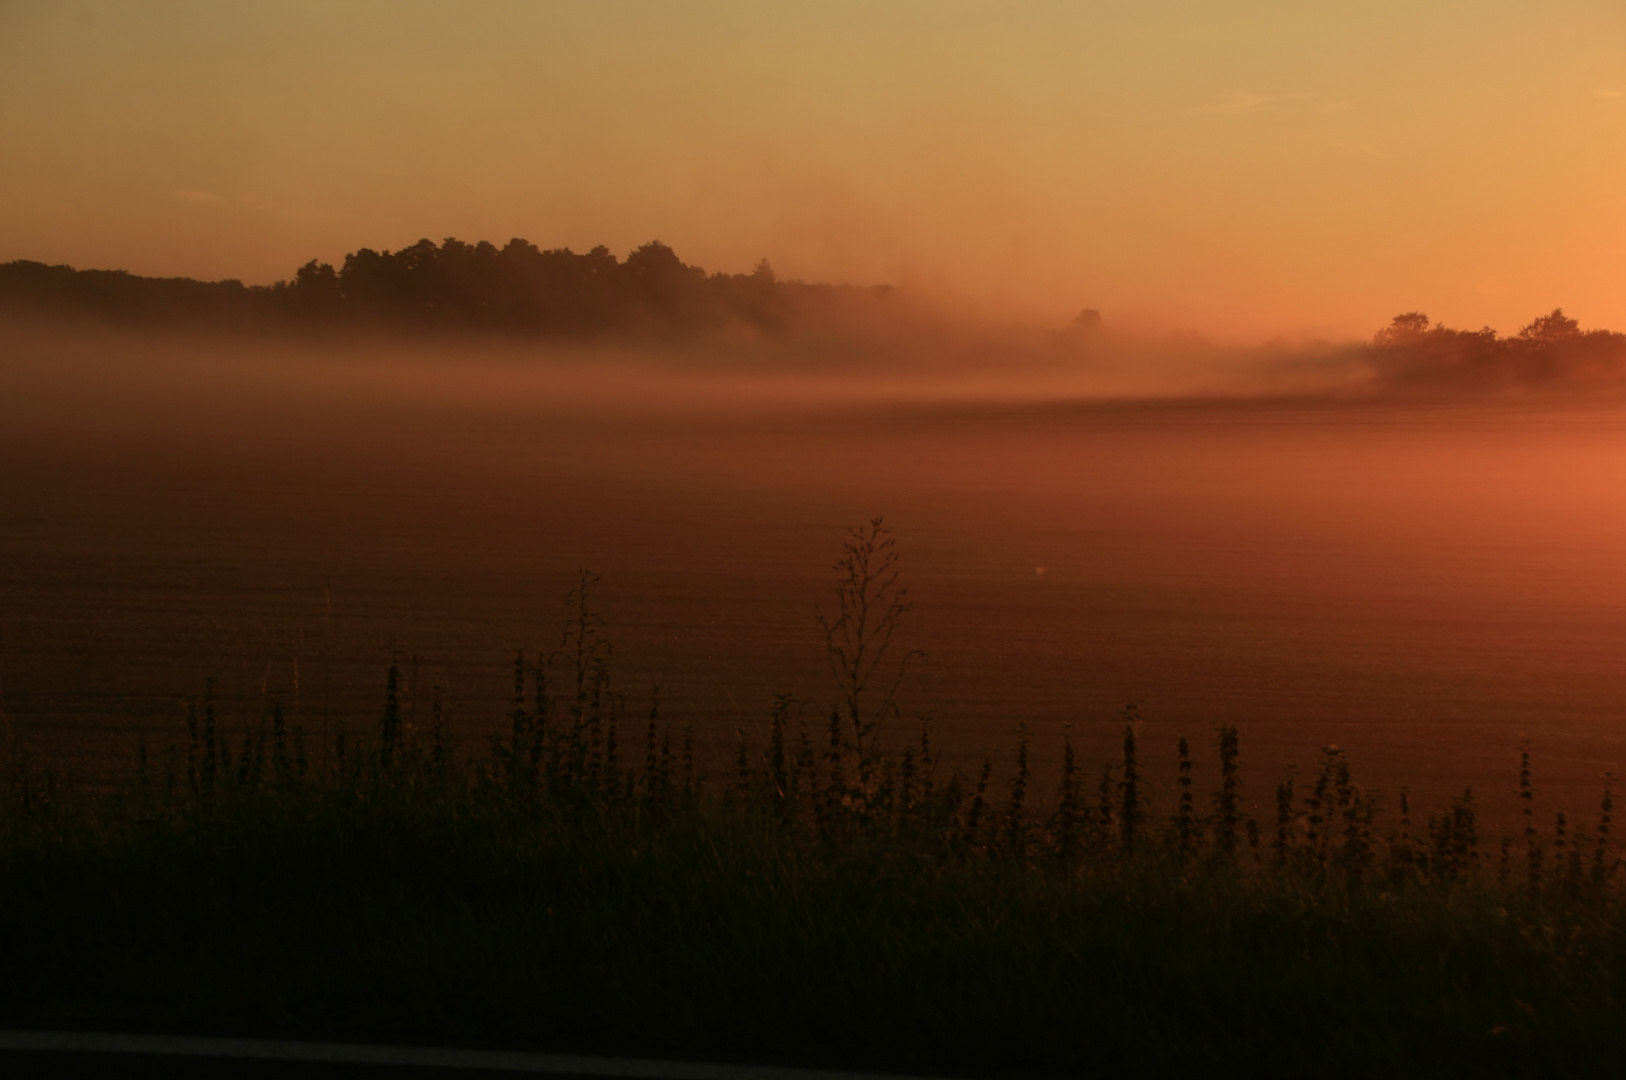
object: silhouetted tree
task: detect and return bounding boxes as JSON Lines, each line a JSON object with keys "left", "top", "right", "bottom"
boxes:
{"left": 281, "top": 260, "right": 341, "bottom": 315}
{"left": 1519, "top": 308, "right": 1580, "bottom": 345}
{"left": 1373, "top": 312, "right": 1430, "bottom": 346}
{"left": 1072, "top": 308, "right": 1103, "bottom": 334}
{"left": 1369, "top": 307, "right": 1626, "bottom": 391}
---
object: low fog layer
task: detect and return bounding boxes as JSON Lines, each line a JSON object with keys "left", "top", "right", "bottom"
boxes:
{"left": 5, "top": 317, "right": 1626, "bottom": 818}
{"left": 8, "top": 234, "right": 1626, "bottom": 403}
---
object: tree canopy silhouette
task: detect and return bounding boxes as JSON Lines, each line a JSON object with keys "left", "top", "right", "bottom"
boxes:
{"left": 0, "top": 237, "right": 891, "bottom": 337}
{"left": 1367, "top": 308, "right": 1626, "bottom": 391}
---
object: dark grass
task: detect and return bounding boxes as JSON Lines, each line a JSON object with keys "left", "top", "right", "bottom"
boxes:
{"left": 0, "top": 536, "right": 1623, "bottom": 1078}
{"left": 2, "top": 791, "right": 1621, "bottom": 1078}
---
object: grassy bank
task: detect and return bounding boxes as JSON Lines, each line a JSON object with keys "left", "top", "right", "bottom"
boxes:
{"left": 1, "top": 540, "right": 1623, "bottom": 1077}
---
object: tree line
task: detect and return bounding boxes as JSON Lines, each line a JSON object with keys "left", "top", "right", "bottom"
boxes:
{"left": 0, "top": 238, "right": 894, "bottom": 336}
{"left": 1369, "top": 308, "right": 1626, "bottom": 390}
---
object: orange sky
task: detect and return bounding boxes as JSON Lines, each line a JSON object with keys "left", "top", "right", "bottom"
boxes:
{"left": 2, "top": 1, "right": 1623, "bottom": 340}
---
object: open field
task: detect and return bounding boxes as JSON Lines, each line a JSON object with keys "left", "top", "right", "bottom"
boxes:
{"left": 5, "top": 325, "right": 1626, "bottom": 1075}
{"left": 3, "top": 326, "right": 1626, "bottom": 825}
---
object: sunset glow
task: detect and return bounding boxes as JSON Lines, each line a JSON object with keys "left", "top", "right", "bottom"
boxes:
{"left": 4, "top": 1, "right": 1624, "bottom": 339}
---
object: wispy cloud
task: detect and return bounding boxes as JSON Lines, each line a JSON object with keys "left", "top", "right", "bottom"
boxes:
{"left": 167, "top": 187, "right": 358, "bottom": 226}
{"left": 1196, "top": 91, "right": 1269, "bottom": 114}
{"left": 1596, "top": 89, "right": 1624, "bottom": 99}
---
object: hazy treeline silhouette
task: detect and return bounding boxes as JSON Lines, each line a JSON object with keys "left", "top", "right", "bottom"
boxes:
{"left": 0, "top": 238, "right": 894, "bottom": 337}
{"left": 1367, "top": 309, "right": 1626, "bottom": 392}
{"left": 12, "top": 239, "right": 1626, "bottom": 393}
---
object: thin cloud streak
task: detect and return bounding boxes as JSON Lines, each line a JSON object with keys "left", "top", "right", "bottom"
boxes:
{"left": 1195, "top": 91, "right": 1270, "bottom": 113}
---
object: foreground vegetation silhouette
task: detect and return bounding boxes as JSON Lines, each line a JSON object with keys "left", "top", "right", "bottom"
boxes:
{"left": 0, "top": 522, "right": 1622, "bottom": 1076}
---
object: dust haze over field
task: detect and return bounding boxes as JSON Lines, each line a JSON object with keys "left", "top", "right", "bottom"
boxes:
{"left": 5, "top": 316, "right": 1626, "bottom": 828}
